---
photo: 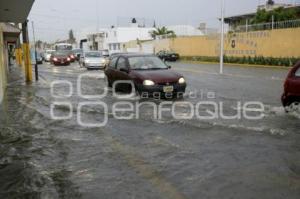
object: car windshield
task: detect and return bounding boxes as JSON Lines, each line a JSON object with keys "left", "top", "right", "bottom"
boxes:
{"left": 85, "top": 52, "right": 101, "bottom": 58}
{"left": 128, "top": 56, "right": 168, "bottom": 70}
{"left": 54, "top": 52, "right": 68, "bottom": 56}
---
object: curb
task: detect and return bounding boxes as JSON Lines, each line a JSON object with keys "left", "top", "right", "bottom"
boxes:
{"left": 180, "top": 60, "right": 291, "bottom": 70}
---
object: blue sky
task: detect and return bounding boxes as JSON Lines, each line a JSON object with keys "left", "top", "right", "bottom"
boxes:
{"left": 28, "top": 0, "right": 300, "bottom": 42}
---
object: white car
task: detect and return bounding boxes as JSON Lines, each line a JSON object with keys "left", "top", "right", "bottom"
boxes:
{"left": 80, "top": 51, "right": 108, "bottom": 70}
{"left": 43, "top": 50, "right": 55, "bottom": 62}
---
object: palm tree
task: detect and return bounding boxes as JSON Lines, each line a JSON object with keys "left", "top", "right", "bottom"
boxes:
{"left": 151, "top": 27, "right": 176, "bottom": 39}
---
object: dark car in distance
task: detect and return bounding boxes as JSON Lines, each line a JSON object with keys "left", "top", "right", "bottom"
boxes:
{"left": 72, "top": 48, "right": 83, "bottom": 61}
{"left": 157, "top": 50, "right": 180, "bottom": 62}
{"left": 105, "top": 54, "right": 186, "bottom": 98}
{"left": 63, "top": 50, "right": 76, "bottom": 62}
{"left": 282, "top": 61, "right": 300, "bottom": 108}
{"left": 50, "top": 51, "right": 71, "bottom": 66}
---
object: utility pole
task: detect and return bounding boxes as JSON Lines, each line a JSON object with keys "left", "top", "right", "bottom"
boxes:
{"left": 220, "top": 0, "right": 225, "bottom": 74}
{"left": 96, "top": 0, "right": 100, "bottom": 32}
{"left": 271, "top": 15, "right": 274, "bottom": 30}
{"left": 31, "top": 21, "right": 39, "bottom": 81}
{"left": 22, "top": 20, "right": 32, "bottom": 82}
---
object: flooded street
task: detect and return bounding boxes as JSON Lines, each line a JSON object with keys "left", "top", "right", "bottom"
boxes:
{"left": 0, "top": 62, "right": 300, "bottom": 199}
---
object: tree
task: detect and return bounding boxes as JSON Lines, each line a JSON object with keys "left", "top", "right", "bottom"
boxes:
{"left": 251, "top": 7, "right": 299, "bottom": 24}
{"left": 68, "top": 29, "right": 76, "bottom": 44}
{"left": 151, "top": 27, "right": 176, "bottom": 39}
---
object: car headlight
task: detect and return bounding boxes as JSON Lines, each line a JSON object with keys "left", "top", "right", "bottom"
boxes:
{"left": 85, "top": 60, "right": 90, "bottom": 63}
{"left": 143, "top": 80, "right": 155, "bottom": 86}
{"left": 53, "top": 58, "right": 58, "bottom": 61}
{"left": 100, "top": 59, "right": 106, "bottom": 64}
{"left": 178, "top": 77, "right": 185, "bottom": 84}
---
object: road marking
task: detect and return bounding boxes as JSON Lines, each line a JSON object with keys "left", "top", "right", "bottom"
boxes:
{"left": 175, "top": 68, "right": 284, "bottom": 81}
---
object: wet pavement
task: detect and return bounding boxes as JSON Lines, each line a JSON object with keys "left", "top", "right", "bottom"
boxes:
{"left": 0, "top": 62, "right": 299, "bottom": 199}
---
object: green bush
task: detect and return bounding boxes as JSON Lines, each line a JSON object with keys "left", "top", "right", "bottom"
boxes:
{"left": 180, "top": 56, "right": 299, "bottom": 67}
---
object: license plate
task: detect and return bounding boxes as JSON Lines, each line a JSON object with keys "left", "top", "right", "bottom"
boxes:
{"left": 163, "top": 86, "right": 174, "bottom": 93}
{"left": 61, "top": 61, "right": 64, "bottom": 64}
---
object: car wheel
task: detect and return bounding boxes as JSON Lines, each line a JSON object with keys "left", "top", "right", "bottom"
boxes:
{"left": 285, "top": 101, "right": 300, "bottom": 112}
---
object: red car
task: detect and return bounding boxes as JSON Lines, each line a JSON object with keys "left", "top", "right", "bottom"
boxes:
{"left": 105, "top": 54, "right": 186, "bottom": 98}
{"left": 50, "top": 51, "right": 71, "bottom": 66}
{"left": 68, "top": 52, "right": 76, "bottom": 62}
{"left": 282, "top": 61, "right": 300, "bottom": 107}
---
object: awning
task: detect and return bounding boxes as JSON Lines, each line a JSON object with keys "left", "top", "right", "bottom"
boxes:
{"left": 0, "top": 0, "right": 35, "bottom": 23}
{"left": 0, "top": 23, "right": 20, "bottom": 42}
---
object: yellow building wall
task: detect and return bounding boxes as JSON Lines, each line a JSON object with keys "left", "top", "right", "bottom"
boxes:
{"left": 171, "top": 28, "right": 300, "bottom": 58}
{"left": 124, "top": 28, "right": 300, "bottom": 58}
{"left": 170, "top": 36, "right": 218, "bottom": 57}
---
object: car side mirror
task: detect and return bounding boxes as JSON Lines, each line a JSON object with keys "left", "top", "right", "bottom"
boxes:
{"left": 168, "top": 65, "right": 171, "bottom": 69}
{"left": 120, "top": 67, "right": 129, "bottom": 73}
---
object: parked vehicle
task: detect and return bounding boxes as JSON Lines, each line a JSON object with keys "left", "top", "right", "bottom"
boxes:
{"left": 43, "top": 50, "right": 55, "bottom": 62}
{"left": 72, "top": 48, "right": 83, "bottom": 61}
{"left": 282, "top": 61, "right": 300, "bottom": 108}
{"left": 50, "top": 51, "right": 71, "bottom": 66}
{"left": 54, "top": 43, "right": 72, "bottom": 51}
{"left": 157, "top": 50, "right": 180, "bottom": 62}
{"left": 31, "top": 51, "right": 43, "bottom": 65}
{"left": 105, "top": 53, "right": 186, "bottom": 98}
{"left": 80, "top": 51, "right": 107, "bottom": 70}
{"left": 68, "top": 52, "right": 76, "bottom": 62}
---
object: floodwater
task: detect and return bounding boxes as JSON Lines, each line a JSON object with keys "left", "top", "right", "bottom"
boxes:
{"left": 0, "top": 62, "right": 299, "bottom": 199}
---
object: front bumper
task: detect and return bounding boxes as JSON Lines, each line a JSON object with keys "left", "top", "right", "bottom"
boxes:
{"left": 53, "top": 60, "right": 70, "bottom": 65}
{"left": 136, "top": 83, "right": 186, "bottom": 97}
{"left": 85, "top": 63, "right": 106, "bottom": 69}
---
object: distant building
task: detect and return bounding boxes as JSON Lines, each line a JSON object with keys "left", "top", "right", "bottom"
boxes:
{"left": 104, "top": 18, "right": 155, "bottom": 53}
{"left": 87, "top": 32, "right": 106, "bottom": 51}
{"left": 87, "top": 18, "right": 155, "bottom": 53}
{"left": 223, "top": 1, "right": 300, "bottom": 31}
{"left": 257, "top": 1, "right": 296, "bottom": 11}
{"left": 166, "top": 25, "right": 204, "bottom": 36}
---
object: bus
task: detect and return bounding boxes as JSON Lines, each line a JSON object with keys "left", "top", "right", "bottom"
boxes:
{"left": 54, "top": 43, "right": 72, "bottom": 51}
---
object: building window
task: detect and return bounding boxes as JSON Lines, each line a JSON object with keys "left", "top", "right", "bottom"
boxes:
{"left": 113, "top": 44, "right": 117, "bottom": 50}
